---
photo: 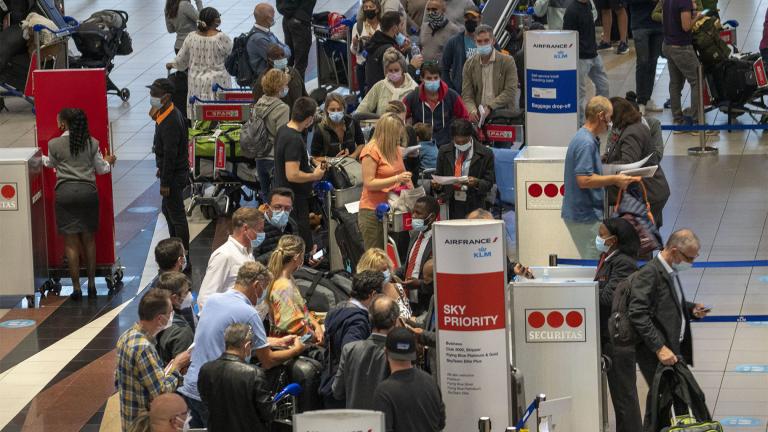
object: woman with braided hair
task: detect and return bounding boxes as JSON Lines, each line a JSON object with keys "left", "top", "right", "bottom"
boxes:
{"left": 43, "top": 108, "right": 117, "bottom": 300}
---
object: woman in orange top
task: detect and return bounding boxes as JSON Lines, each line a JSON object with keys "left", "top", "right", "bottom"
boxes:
{"left": 358, "top": 113, "right": 413, "bottom": 250}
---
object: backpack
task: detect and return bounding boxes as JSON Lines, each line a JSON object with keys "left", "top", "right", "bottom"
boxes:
{"left": 691, "top": 16, "right": 731, "bottom": 67}
{"left": 331, "top": 208, "right": 366, "bottom": 273}
{"left": 240, "top": 103, "right": 279, "bottom": 159}
{"left": 607, "top": 272, "right": 641, "bottom": 346}
{"left": 325, "top": 157, "right": 363, "bottom": 189}
{"left": 294, "top": 268, "right": 352, "bottom": 313}
{"left": 708, "top": 57, "right": 759, "bottom": 106}
{"left": 225, "top": 29, "right": 262, "bottom": 86}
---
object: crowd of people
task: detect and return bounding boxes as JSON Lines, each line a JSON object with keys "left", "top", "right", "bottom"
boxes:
{"left": 31, "top": 0, "right": 731, "bottom": 430}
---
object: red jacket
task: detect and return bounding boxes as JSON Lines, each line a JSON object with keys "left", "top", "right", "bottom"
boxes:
{"left": 403, "top": 80, "right": 470, "bottom": 147}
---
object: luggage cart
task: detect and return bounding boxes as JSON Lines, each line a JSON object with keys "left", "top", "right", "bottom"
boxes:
{"left": 312, "top": 21, "right": 353, "bottom": 92}
{"left": 211, "top": 83, "right": 253, "bottom": 101}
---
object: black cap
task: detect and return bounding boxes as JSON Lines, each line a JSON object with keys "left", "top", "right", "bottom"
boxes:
{"left": 386, "top": 327, "right": 417, "bottom": 361}
{"left": 146, "top": 78, "right": 175, "bottom": 95}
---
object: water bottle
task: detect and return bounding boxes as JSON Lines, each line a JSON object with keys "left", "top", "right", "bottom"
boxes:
{"left": 411, "top": 45, "right": 422, "bottom": 77}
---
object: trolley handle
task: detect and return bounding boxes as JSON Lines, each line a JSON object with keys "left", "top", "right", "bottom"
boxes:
{"left": 33, "top": 20, "right": 79, "bottom": 36}
{"left": 212, "top": 83, "right": 253, "bottom": 93}
{"left": 188, "top": 95, "right": 253, "bottom": 105}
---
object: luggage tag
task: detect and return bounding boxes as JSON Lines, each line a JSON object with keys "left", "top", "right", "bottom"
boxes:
{"left": 454, "top": 190, "right": 467, "bottom": 202}
{"left": 409, "top": 288, "right": 419, "bottom": 303}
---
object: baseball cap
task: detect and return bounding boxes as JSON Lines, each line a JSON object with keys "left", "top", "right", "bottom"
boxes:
{"left": 464, "top": 5, "right": 481, "bottom": 18}
{"left": 146, "top": 78, "right": 175, "bottom": 95}
{"left": 385, "top": 327, "right": 417, "bottom": 361}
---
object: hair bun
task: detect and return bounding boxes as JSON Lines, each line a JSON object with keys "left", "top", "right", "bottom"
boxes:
{"left": 197, "top": 20, "right": 207, "bottom": 29}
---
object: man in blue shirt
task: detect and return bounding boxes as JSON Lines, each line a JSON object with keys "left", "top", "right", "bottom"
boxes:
{"left": 561, "top": 96, "right": 638, "bottom": 258}
{"left": 178, "top": 261, "right": 304, "bottom": 428}
{"left": 247, "top": 3, "right": 292, "bottom": 79}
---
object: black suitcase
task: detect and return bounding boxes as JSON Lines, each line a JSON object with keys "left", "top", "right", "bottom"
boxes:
{"left": 709, "top": 58, "right": 758, "bottom": 106}
{"left": 294, "top": 268, "right": 351, "bottom": 313}
{"left": 289, "top": 356, "right": 323, "bottom": 413}
{"left": 331, "top": 208, "right": 366, "bottom": 272}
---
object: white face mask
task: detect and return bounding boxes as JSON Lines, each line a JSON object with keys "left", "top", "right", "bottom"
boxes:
{"left": 163, "top": 311, "right": 174, "bottom": 331}
{"left": 455, "top": 141, "right": 472, "bottom": 152}
{"left": 180, "top": 292, "right": 193, "bottom": 310}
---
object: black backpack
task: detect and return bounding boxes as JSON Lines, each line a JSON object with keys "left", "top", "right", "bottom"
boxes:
{"left": 294, "top": 268, "right": 352, "bottom": 313}
{"left": 331, "top": 208, "right": 366, "bottom": 273}
{"left": 608, "top": 272, "right": 641, "bottom": 346}
{"left": 225, "top": 29, "right": 260, "bottom": 86}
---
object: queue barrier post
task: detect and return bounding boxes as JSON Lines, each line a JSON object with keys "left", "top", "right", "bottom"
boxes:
{"left": 688, "top": 64, "right": 719, "bottom": 156}
{"left": 478, "top": 417, "right": 492, "bottom": 432}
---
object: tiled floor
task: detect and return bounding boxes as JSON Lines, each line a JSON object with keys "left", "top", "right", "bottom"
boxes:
{"left": 1, "top": 0, "right": 768, "bottom": 430}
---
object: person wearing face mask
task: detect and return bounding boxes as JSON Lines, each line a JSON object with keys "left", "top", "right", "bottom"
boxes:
{"left": 165, "top": 7, "right": 232, "bottom": 119}
{"left": 352, "top": 0, "right": 382, "bottom": 97}
{"left": 148, "top": 78, "right": 191, "bottom": 257}
{"left": 179, "top": 262, "right": 303, "bottom": 428}
{"left": 628, "top": 229, "right": 710, "bottom": 428}
{"left": 355, "top": 48, "right": 418, "bottom": 117}
{"left": 441, "top": 5, "right": 482, "bottom": 92}
{"left": 403, "top": 62, "right": 469, "bottom": 147}
{"left": 562, "top": 96, "right": 640, "bottom": 259}
{"left": 198, "top": 323, "right": 274, "bottom": 432}
{"left": 251, "top": 69, "right": 291, "bottom": 202}
{"left": 432, "top": 119, "right": 494, "bottom": 219}
{"left": 364, "top": 11, "right": 412, "bottom": 89}
{"left": 418, "top": 0, "right": 461, "bottom": 63}
{"left": 311, "top": 92, "right": 365, "bottom": 160}
{"left": 594, "top": 218, "right": 643, "bottom": 432}
{"left": 251, "top": 44, "right": 308, "bottom": 112}
{"left": 154, "top": 272, "right": 196, "bottom": 365}
{"left": 273, "top": 97, "right": 327, "bottom": 248}
{"left": 246, "top": 3, "right": 292, "bottom": 79}
{"left": 253, "top": 188, "right": 298, "bottom": 261}
{"left": 117, "top": 289, "right": 192, "bottom": 431}
{"left": 197, "top": 208, "right": 266, "bottom": 310}
{"left": 267, "top": 235, "right": 325, "bottom": 344}
{"left": 148, "top": 238, "right": 196, "bottom": 328}
{"left": 395, "top": 196, "right": 440, "bottom": 310}
{"left": 357, "top": 248, "right": 413, "bottom": 320}
{"left": 462, "top": 24, "right": 520, "bottom": 123}
{"left": 319, "top": 270, "right": 385, "bottom": 408}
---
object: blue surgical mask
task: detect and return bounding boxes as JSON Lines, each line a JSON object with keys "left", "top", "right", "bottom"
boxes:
{"left": 395, "top": 32, "right": 406, "bottom": 46}
{"left": 595, "top": 235, "right": 610, "bottom": 253}
{"left": 150, "top": 96, "right": 164, "bottom": 109}
{"left": 273, "top": 58, "right": 288, "bottom": 70}
{"left": 672, "top": 261, "right": 693, "bottom": 272}
{"left": 269, "top": 209, "right": 290, "bottom": 229}
{"left": 328, "top": 111, "right": 345, "bottom": 123}
{"left": 411, "top": 218, "right": 427, "bottom": 232}
{"left": 477, "top": 44, "right": 493, "bottom": 56}
{"left": 280, "top": 87, "right": 289, "bottom": 98}
{"left": 251, "top": 232, "right": 266, "bottom": 249}
{"left": 382, "top": 270, "right": 391, "bottom": 283}
{"left": 424, "top": 79, "right": 440, "bottom": 93}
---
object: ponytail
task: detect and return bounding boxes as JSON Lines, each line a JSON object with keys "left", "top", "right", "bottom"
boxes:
{"left": 266, "top": 235, "right": 305, "bottom": 298}
{"left": 58, "top": 108, "right": 91, "bottom": 157}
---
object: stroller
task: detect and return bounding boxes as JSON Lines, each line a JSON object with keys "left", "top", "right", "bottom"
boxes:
{"left": 70, "top": 9, "right": 132, "bottom": 101}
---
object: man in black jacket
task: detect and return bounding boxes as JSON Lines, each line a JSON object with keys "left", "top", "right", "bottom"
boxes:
{"left": 149, "top": 78, "right": 190, "bottom": 251}
{"left": 364, "top": 11, "right": 407, "bottom": 88}
{"left": 319, "top": 270, "right": 385, "bottom": 408}
{"left": 254, "top": 187, "right": 299, "bottom": 264}
{"left": 396, "top": 196, "right": 440, "bottom": 314}
{"left": 154, "top": 272, "right": 195, "bottom": 364}
{"left": 628, "top": 229, "right": 710, "bottom": 427}
{"left": 276, "top": 0, "right": 316, "bottom": 78}
{"left": 198, "top": 323, "right": 272, "bottom": 432}
{"left": 432, "top": 119, "right": 494, "bottom": 219}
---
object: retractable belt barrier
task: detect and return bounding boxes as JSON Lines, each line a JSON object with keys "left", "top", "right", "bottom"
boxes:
{"left": 661, "top": 123, "right": 768, "bottom": 131}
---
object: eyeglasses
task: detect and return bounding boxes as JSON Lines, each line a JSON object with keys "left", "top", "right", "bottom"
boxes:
{"left": 271, "top": 204, "right": 293, "bottom": 213}
{"left": 677, "top": 249, "right": 698, "bottom": 263}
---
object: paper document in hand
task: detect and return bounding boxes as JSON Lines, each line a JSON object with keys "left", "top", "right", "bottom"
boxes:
{"left": 620, "top": 165, "right": 658, "bottom": 178}
{"left": 401, "top": 146, "right": 421, "bottom": 157}
{"left": 344, "top": 201, "right": 360, "bottom": 214}
{"left": 432, "top": 175, "right": 468, "bottom": 185}
{"left": 602, "top": 153, "right": 653, "bottom": 175}
{"left": 478, "top": 105, "right": 489, "bottom": 127}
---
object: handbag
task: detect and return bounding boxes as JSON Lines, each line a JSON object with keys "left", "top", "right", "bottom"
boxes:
{"left": 610, "top": 181, "right": 663, "bottom": 257}
{"left": 388, "top": 185, "right": 426, "bottom": 213}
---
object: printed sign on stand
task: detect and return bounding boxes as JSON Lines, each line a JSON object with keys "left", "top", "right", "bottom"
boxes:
{"left": 214, "top": 139, "right": 226, "bottom": 171}
{"left": 293, "top": 410, "right": 385, "bottom": 431}
{"left": 434, "top": 220, "right": 511, "bottom": 432}
{"left": 0, "top": 183, "right": 19, "bottom": 211}
{"left": 525, "top": 31, "right": 579, "bottom": 146}
{"left": 525, "top": 181, "right": 564, "bottom": 210}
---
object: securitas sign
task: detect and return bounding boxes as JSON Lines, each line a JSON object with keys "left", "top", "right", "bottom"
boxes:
{"left": 525, "top": 308, "right": 586, "bottom": 343}
{"left": 0, "top": 183, "right": 19, "bottom": 211}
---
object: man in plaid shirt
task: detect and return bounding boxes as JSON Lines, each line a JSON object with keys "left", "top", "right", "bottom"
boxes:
{"left": 116, "top": 288, "right": 192, "bottom": 430}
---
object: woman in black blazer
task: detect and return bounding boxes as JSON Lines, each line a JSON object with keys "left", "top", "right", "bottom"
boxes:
{"left": 432, "top": 119, "right": 494, "bottom": 219}
{"left": 595, "top": 217, "right": 643, "bottom": 432}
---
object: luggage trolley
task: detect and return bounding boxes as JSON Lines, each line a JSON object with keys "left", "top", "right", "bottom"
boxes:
{"left": 211, "top": 83, "right": 253, "bottom": 101}
{"left": 311, "top": 14, "right": 353, "bottom": 92}
{"left": 187, "top": 96, "right": 259, "bottom": 219}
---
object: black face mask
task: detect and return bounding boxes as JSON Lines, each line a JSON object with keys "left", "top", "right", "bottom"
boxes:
{"left": 465, "top": 19, "right": 478, "bottom": 33}
{"left": 364, "top": 9, "right": 377, "bottom": 20}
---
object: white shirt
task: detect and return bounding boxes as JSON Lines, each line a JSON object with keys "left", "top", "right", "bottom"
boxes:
{"left": 657, "top": 254, "right": 686, "bottom": 342}
{"left": 197, "top": 236, "right": 252, "bottom": 309}
{"left": 409, "top": 229, "right": 433, "bottom": 279}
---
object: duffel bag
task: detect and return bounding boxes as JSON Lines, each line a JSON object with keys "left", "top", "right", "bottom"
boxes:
{"left": 709, "top": 58, "right": 758, "bottom": 106}
{"left": 294, "top": 268, "right": 351, "bottom": 313}
{"left": 660, "top": 406, "right": 724, "bottom": 432}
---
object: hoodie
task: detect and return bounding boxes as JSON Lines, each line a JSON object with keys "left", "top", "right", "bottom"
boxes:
{"left": 318, "top": 301, "right": 372, "bottom": 399}
{"left": 403, "top": 80, "right": 470, "bottom": 147}
{"left": 364, "top": 31, "right": 401, "bottom": 88}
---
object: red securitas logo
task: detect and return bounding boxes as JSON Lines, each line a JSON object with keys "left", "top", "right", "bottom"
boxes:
{"left": 525, "top": 309, "right": 586, "bottom": 343}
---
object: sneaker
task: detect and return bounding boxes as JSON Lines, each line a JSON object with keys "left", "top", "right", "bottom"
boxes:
{"left": 644, "top": 100, "right": 663, "bottom": 112}
{"left": 638, "top": 104, "right": 646, "bottom": 115}
{"left": 597, "top": 41, "right": 612, "bottom": 51}
{"left": 616, "top": 41, "right": 629, "bottom": 55}
{"left": 672, "top": 119, "right": 689, "bottom": 134}
{"left": 664, "top": 99, "right": 671, "bottom": 109}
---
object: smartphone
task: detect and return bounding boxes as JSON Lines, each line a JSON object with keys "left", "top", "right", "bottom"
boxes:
{"left": 312, "top": 249, "right": 325, "bottom": 260}
{"left": 300, "top": 333, "right": 314, "bottom": 344}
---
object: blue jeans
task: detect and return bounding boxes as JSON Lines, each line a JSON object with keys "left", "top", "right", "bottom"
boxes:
{"left": 180, "top": 393, "right": 208, "bottom": 428}
{"left": 632, "top": 28, "right": 664, "bottom": 104}
{"left": 578, "top": 56, "right": 610, "bottom": 125}
{"left": 255, "top": 158, "right": 274, "bottom": 202}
